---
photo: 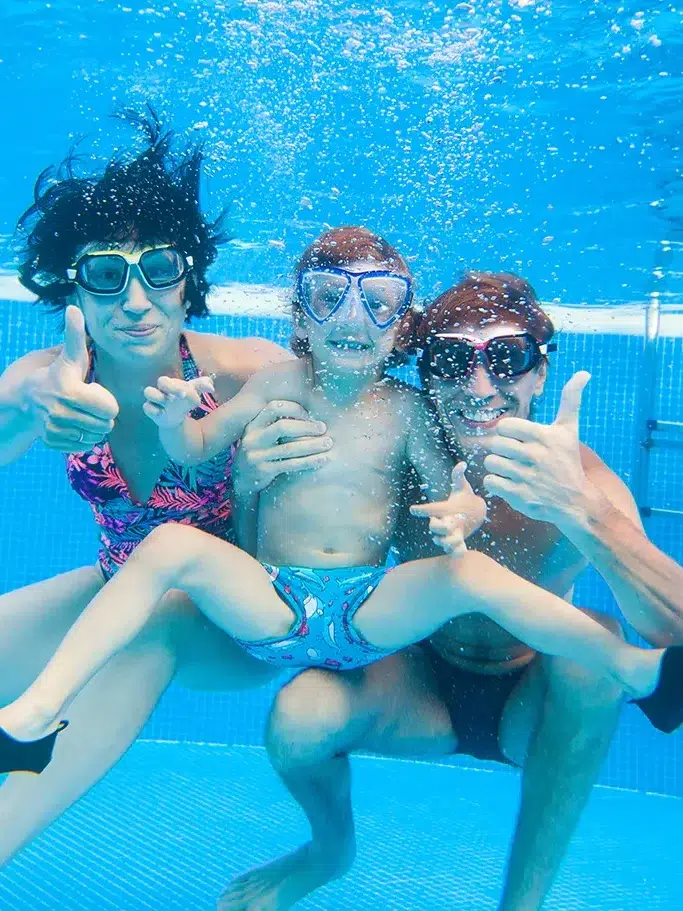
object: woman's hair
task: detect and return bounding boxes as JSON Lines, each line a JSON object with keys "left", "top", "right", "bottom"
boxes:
{"left": 397, "top": 270, "right": 554, "bottom": 355}
{"left": 291, "top": 225, "right": 411, "bottom": 356}
{"left": 16, "top": 107, "right": 227, "bottom": 320}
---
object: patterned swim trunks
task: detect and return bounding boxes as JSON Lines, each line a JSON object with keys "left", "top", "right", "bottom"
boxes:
{"left": 234, "top": 564, "right": 396, "bottom": 670}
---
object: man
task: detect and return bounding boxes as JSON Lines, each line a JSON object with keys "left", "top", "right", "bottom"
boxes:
{"left": 221, "top": 267, "right": 682, "bottom": 911}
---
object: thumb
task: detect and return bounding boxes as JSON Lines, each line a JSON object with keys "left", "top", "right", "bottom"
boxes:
{"left": 450, "top": 461, "right": 468, "bottom": 496}
{"left": 554, "top": 371, "right": 590, "bottom": 431}
{"left": 61, "top": 306, "right": 90, "bottom": 379}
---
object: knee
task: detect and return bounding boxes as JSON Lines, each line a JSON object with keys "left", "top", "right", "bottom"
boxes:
{"left": 543, "top": 609, "right": 626, "bottom": 717}
{"left": 138, "top": 524, "right": 204, "bottom": 575}
{"left": 266, "top": 670, "right": 356, "bottom": 767}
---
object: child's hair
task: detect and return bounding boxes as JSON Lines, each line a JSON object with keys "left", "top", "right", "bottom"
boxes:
{"left": 397, "top": 271, "right": 554, "bottom": 356}
{"left": 291, "top": 226, "right": 411, "bottom": 356}
{"left": 16, "top": 107, "right": 227, "bottom": 320}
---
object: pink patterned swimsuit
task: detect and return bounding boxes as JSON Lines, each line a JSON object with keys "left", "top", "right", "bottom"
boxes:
{"left": 66, "top": 335, "right": 235, "bottom": 579}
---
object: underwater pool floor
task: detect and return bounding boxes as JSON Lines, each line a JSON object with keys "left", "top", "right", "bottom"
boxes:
{"left": 0, "top": 742, "right": 678, "bottom": 910}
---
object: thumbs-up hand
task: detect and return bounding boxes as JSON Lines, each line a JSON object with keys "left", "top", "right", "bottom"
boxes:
{"left": 482, "top": 371, "right": 591, "bottom": 524}
{"left": 409, "top": 462, "right": 487, "bottom": 557}
{"left": 27, "top": 306, "right": 119, "bottom": 452}
{"left": 143, "top": 375, "right": 215, "bottom": 429}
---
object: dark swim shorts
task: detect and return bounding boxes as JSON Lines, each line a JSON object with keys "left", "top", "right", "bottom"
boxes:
{"left": 422, "top": 642, "right": 528, "bottom": 767}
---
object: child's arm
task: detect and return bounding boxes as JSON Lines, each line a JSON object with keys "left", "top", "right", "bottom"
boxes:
{"left": 143, "top": 371, "right": 270, "bottom": 466}
{"left": 405, "top": 393, "right": 487, "bottom": 555}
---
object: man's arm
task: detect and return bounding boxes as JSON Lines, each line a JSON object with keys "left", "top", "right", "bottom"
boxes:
{"left": 557, "top": 448, "right": 683, "bottom": 646}
{"left": 484, "top": 372, "right": 683, "bottom": 646}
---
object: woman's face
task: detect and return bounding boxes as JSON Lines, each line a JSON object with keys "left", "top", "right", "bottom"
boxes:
{"left": 71, "top": 241, "right": 188, "bottom": 364}
{"left": 425, "top": 321, "right": 547, "bottom": 455}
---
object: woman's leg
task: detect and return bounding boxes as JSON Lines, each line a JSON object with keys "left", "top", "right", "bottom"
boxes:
{"left": 0, "top": 524, "right": 292, "bottom": 738}
{"left": 0, "top": 568, "right": 177, "bottom": 866}
{"left": 354, "top": 551, "right": 663, "bottom": 695}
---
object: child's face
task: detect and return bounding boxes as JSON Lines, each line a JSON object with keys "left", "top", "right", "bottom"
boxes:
{"left": 298, "top": 259, "right": 411, "bottom": 375}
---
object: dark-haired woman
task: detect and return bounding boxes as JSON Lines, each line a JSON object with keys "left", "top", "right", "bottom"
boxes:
{"left": 0, "top": 116, "right": 328, "bottom": 864}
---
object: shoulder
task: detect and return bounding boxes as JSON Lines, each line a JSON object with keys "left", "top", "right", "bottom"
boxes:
{"left": 184, "top": 330, "right": 294, "bottom": 399}
{"left": 382, "top": 378, "right": 435, "bottom": 424}
{"left": 186, "top": 330, "right": 292, "bottom": 381}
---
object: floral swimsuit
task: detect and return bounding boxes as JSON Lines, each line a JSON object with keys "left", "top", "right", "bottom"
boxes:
{"left": 66, "top": 335, "right": 235, "bottom": 579}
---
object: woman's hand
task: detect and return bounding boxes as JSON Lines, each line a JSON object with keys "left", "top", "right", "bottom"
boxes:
{"left": 409, "top": 462, "right": 487, "bottom": 557}
{"left": 233, "top": 400, "right": 333, "bottom": 496}
{"left": 26, "top": 306, "right": 119, "bottom": 452}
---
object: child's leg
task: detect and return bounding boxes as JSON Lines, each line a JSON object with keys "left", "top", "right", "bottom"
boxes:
{"left": 354, "top": 551, "right": 663, "bottom": 696}
{"left": 0, "top": 525, "right": 294, "bottom": 737}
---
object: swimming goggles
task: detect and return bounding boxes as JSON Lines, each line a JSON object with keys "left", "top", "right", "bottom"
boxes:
{"left": 297, "top": 267, "right": 413, "bottom": 329}
{"left": 67, "top": 245, "right": 193, "bottom": 296}
{"left": 422, "top": 332, "right": 556, "bottom": 382}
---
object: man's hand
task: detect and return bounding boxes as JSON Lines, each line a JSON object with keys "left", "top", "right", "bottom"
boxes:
{"left": 483, "top": 371, "right": 592, "bottom": 525}
{"left": 409, "top": 462, "right": 487, "bottom": 557}
{"left": 26, "top": 306, "right": 119, "bottom": 452}
{"left": 232, "top": 401, "right": 333, "bottom": 496}
{"left": 143, "top": 375, "right": 215, "bottom": 429}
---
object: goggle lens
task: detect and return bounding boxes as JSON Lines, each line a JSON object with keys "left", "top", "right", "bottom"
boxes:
{"left": 426, "top": 334, "right": 547, "bottom": 381}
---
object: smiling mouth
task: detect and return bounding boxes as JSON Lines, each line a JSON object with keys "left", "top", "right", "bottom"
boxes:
{"left": 455, "top": 406, "right": 509, "bottom": 429}
{"left": 326, "top": 339, "right": 373, "bottom": 352}
{"left": 118, "top": 325, "right": 157, "bottom": 336}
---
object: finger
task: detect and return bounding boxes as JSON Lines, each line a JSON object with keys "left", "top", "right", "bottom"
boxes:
{"left": 246, "top": 401, "right": 314, "bottom": 431}
{"left": 487, "top": 434, "right": 534, "bottom": 463}
{"left": 64, "top": 382, "right": 119, "bottom": 421}
{"left": 483, "top": 474, "right": 519, "bottom": 500}
{"left": 250, "top": 418, "right": 327, "bottom": 448}
{"left": 142, "top": 401, "right": 165, "bottom": 420}
{"left": 144, "top": 386, "right": 168, "bottom": 406}
{"left": 61, "top": 306, "right": 90, "bottom": 378}
{"left": 410, "top": 501, "right": 462, "bottom": 520}
{"left": 48, "top": 410, "right": 115, "bottom": 434}
{"left": 157, "top": 376, "right": 191, "bottom": 398}
{"left": 449, "top": 461, "right": 467, "bottom": 495}
{"left": 482, "top": 453, "right": 531, "bottom": 482}
{"left": 263, "top": 453, "right": 331, "bottom": 479}
{"left": 43, "top": 424, "right": 108, "bottom": 449}
{"left": 554, "top": 371, "right": 590, "bottom": 430}
{"left": 495, "top": 417, "right": 544, "bottom": 443}
{"left": 256, "top": 437, "right": 334, "bottom": 462}
{"left": 428, "top": 516, "right": 459, "bottom": 534}
{"left": 191, "top": 376, "right": 215, "bottom": 397}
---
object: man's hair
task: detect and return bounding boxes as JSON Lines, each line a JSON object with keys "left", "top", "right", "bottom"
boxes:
{"left": 398, "top": 271, "right": 554, "bottom": 354}
{"left": 16, "top": 107, "right": 227, "bottom": 320}
{"left": 291, "top": 226, "right": 411, "bottom": 357}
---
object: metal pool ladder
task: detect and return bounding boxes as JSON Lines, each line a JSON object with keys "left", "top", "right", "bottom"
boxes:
{"left": 634, "top": 240, "right": 683, "bottom": 519}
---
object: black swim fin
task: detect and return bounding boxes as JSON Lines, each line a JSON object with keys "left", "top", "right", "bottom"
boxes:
{"left": 634, "top": 646, "right": 683, "bottom": 734}
{"left": 0, "top": 720, "right": 69, "bottom": 774}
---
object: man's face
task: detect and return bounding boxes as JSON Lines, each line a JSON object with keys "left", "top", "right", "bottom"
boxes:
{"left": 426, "top": 321, "right": 547, "bottom": 455}
{"left": 297, "top": 259, "right": 409, "bottom": 377}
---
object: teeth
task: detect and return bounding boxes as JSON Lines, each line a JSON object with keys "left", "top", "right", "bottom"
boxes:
{"left": 460, "top": 408, "right": 506, "bottom": 423}
{"left": 329, "top": 340, "right": 369, "bottom": 351}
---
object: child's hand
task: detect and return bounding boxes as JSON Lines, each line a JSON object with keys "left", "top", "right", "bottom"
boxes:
{"left": 409, "top": 462, "right": 487, "bottom": 557}
{"left": 142, "top": 376, "right": 215, "bottom": 429}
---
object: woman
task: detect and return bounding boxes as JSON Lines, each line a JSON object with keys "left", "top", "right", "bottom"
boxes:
{"left": 0, "top": 113, "right": 328, "bottom": 864}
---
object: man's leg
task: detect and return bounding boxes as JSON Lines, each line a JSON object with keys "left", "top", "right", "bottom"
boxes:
{"left": 496, "top": 610, "right": 625, "bottom": 911}
{"left": 219, "top": 648, "right": 456, "bottom": 911}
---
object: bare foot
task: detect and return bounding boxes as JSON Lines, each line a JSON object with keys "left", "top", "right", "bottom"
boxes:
{"left": 218, "top": 840, "right": 354, "bottom": 911}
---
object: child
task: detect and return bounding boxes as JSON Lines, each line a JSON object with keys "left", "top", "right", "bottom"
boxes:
{"left": 0, "top": 228, "right": 678, "bottom": 773}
